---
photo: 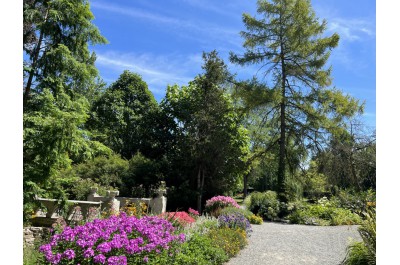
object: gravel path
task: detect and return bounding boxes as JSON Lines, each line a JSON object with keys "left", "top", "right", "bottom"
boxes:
{"left": 226, "top": 222, "right": 361, "bottom": 265}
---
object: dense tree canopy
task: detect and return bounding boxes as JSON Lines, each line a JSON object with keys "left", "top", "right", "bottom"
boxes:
{"left": 89, "top": 71, "right": 160, "bottom": 160}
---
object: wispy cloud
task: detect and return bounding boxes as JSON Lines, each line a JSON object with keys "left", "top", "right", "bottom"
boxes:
{"left": 327, "top": 18, "right": 375, "bottom": 42}
{"left": 90, "top": 1, "right": 242, "bottom": 49}
{"left": 95, "top": 51, "right": 202, "bottom": 97}
{"left": 91, "top": 1, "right": 179, "bottom": 25}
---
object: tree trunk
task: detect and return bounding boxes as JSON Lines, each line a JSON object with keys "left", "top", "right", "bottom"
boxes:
{"left": 197, "top": 166, "right": 206, "bottom": 213}
{"left": 278, "top": 28, "right": 287, "bottom": 202}
{"left": 243, "top": 171, "right": 249, "bottom": 198}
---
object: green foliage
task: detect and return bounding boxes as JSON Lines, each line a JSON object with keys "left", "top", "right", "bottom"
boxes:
{"left": 342, "top": 207, "right": 376, "bottom": 264}
{"left": 121, "top": 152, "right": 162, "bottom": 197}
{"left": 23, "top": 89, "right": 111, "bottom": 221}
{"left": 315, "top": 123, "right": 376, "bottom": 191}
{"left": 248, "top": 191, "right": 280, "bottom": 220}
{"left": 52, "top": 154, "right": 128, "bottom": 200}
{"left": 341, "top": 242, "right": 371, "bottom": 265}
{"left": 248, "top": 214, "right": 263, "bottom": 225}
{"left": 23, "top": 0, "right": 109, "bottom": 221}
{"left": 207, "top": 227, "right": 248, "bottom": 258}
{"left": 89, "top": 71, "right": 160, "bottom": 160}
{"left": 162, "top": 51, "right": 250, "bottom": 211}
{"left": 288, "top": 202, "right": 362, "bottom": 226}
{"left": 301, "top": 161, "right": 330, "bottom": 200}
{"left": 23, "top": 245, "right": 44, "bottom": 265}
{"left": 23, "top": 0, "right": 107, "bottom": 103}
{"left": 172, "top": 233, "right": 228, "bottom": 265}
{"left": 183, "top": 216, "right": 220, "bottom": 239}
{"left": 331, "top": 189, "right": 376, "bottom": 216}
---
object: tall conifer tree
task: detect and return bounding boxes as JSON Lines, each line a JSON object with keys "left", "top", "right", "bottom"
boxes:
{"left": 230, "top": 0, "right": 362, "bottom": 201}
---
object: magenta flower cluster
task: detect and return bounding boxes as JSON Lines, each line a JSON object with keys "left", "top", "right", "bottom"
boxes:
{"left": 188, "top": 208, "right": 200, "bottom": 216}
{"left": 39, "top": 212, "right": 185, "bottom": 264}
{"left": 205, "top": 195, "right": 240, "bottom": 211}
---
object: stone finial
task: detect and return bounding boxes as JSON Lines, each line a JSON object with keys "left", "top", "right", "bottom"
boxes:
{"left": 90, "top": 187, "right": 98, "bottom": 194}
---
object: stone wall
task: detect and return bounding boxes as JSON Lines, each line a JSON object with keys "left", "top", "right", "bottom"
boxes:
{"left": 23, "top": 227, "right": 51, "bottom": 247}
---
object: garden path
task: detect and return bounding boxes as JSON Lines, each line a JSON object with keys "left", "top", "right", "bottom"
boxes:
{"left": 226, "top": 222, "right": 361, "bottom": 265}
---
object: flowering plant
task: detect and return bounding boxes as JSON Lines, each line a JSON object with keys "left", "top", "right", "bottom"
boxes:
{"left": 159, "top": 212, "right": 195, "bottom": 227}
{"left": 39, "top": 212, "right": 185, "bottom": 264}
{"left": 218, "top": 212, "right": 252, "bottom": 235}
{"left": 205, "top": 196, "right": 240, "bottom": 216}
{"left": 188, "top": 208, "right": 200, "bottom": 218}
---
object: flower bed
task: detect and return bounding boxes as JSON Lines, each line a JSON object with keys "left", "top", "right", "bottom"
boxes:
{"left": 39, "top": 213, "right": 185, "bottom": 264}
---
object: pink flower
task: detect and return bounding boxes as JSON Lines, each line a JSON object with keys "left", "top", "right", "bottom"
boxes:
{"left": 188, "top": 208, "right": 200, "bottom": 216}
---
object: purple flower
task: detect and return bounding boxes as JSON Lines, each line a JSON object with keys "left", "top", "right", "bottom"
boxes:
{"left": 97, "top": 242, "right": 112, "bottom": 253}
{"left": 50, "top": 253, "right": 62, "bottom": 264}
{"left": 143, "top": 256, "right": 149, "bottom": 263}
{"left": 93, "top": 254, "right": 106, "bottom": 264}
{"left": 107, "top": 255, "right": 127, "bottom": 265}
{"left": 83, "top": 248, "right": 94, "bottom": 258}
{"left": 63, "top": 249, "right": 75, "bottom": 260}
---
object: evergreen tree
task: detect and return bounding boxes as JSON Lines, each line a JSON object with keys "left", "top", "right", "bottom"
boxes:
{"left": 230, "top": 0, "right": 362, "bottom": 201}
{"left": 89, "top": 71, "right": 160, "bottom": 160}
{"left": 23, "top": 0, "right": 109, "bottom": 219}
{"left": 162, "top": 51, "right": 250, "bottom": 212}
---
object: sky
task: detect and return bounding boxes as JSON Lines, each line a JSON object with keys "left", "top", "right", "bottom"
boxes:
{"left": 88, "top": 0, "right": 376, "bottom": 128}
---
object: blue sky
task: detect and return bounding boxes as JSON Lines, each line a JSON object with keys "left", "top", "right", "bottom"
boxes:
{"left": 89, "top": 0, "right": 376, "bottom": 127}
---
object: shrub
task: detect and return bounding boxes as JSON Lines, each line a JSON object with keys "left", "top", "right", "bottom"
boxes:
{"left": 38, "top": 213, "right": 185, "bottom": 264}
{"left": 331, "top": 189, "right": 376, "bottom": 216}
{"left": 172, "top": 233, "right": 228, "bottom": 265}
{"left": 205, "top": 196, "right": 240, "bottom": 217}
{"left": 288, "top": 203, "right": 362, "bottom": 226}
{"left": 207, "top": 227, "right": 247, "bottom": 258}
{"left": 341, "top": 242, "right": 371, "bottom": 265}
{"left": 24, "top": 245, "right": 44, "bottom": 265}
{"left": 248, "top": 214, "right": 263, "bottom": 225}
{"left": 342, "top": 207, "right": 376, "bottom": 265}
{"left": 218, "top": 212, "right": 252, "bottom": 235}
{"left": 248, "top": 191, "right": 280, "bottom": 220}
{"left": 183, "top": 216, "right": 220, "bottom": 240}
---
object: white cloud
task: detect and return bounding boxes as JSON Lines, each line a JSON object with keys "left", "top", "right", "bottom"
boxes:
{"left": 95, "top": 51, "right": 202, "bottom": 97}
{"left": 327, "top": 18, "right": 375, "bottom": 42}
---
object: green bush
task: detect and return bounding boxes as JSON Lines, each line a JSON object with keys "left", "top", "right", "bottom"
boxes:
{"left": 288, "top": 203, "right": 362, "bottom": 226}
{"left": 248, "top": 191, "right": 280, "bottom": 220}
{"left": 331, "top": 189, "right": 376, "bottom": 216}
{"left": 342, "top": 207, "right": 376, "bottom": 265}
{"left": 172, "top": 233, "right": 228, "bottom": 265}
{"left": 248, "top": 214, "right": 263, "bottom": 225}
{"left": 23, "top": 245, "right": 44, "bottom": 265}
{"left": 341, "top": 242, "right": 371, "bottom": 265}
